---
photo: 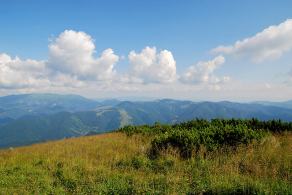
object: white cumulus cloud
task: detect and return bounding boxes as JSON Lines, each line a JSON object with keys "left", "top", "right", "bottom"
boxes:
{"left": 48, "top": 30, "right": 119, "bottom": 80}
{"left": 181, "top": 55, "right": 229, "bottom": 89}
{"left": 0, "top": 30, "right": 234, "bottom": 96}
{"left": 212, "top": 19, "right": 292, "bottom": 63}
{"left": 128, "top": 46, "right": 177, "bottom": 83}
{"left": 0, "top": 53, "right": 49, "bottom": 89}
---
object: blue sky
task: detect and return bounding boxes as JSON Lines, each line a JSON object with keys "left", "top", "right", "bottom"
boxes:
{"left": 0, "top": 0, "right": 292, "bottom": 101}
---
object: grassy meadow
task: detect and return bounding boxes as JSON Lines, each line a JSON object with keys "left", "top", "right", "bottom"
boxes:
{"left": 0, "top": 120, "right": 291, "bottom": 194}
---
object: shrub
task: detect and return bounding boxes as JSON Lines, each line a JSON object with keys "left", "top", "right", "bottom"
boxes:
{"left": 119, "top": 118, "right": 289, "bottom": 159}
{"left": 150, "top": 124, "right": 266, "bottom": 158}
{"left": 119, "top": 118, "right": 292, "bottom": 137}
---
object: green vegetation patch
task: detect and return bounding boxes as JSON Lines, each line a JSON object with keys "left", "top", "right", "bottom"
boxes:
{"left": 150, "top": 124, "right": 266, "bottom": 158}
{"left": 119, "top": 118, "right": 292, "bottom": 158}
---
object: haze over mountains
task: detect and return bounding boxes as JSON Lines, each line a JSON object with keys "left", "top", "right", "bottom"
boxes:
{"left": 0, "top": 93, "right": 292, "bottom": 148}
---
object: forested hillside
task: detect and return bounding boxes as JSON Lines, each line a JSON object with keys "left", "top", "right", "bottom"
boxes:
{"left": 1, "top": 94, "right": 292, "bottom": 148}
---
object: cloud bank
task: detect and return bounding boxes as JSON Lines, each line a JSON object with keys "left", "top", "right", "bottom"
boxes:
{"left": 3, "top": 17, "right": 292, "bottom": 100}
{"left": 0, "top": 53, "right": 48, "bottom": 89}
{"left": 212, "top": 19, "right": 292, "bottom": 63}
{"left": 0, "top": 29, "right": 229, "bottom": 94}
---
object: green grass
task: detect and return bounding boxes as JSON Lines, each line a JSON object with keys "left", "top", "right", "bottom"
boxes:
{"left": 0, "top": 120, "right": 291, "bottom": 194}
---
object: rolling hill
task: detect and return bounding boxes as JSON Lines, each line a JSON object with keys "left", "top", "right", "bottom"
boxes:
{"left": 0, "top": 121, "right": 290, "bottom": 194}
{"left": 1, "top": 94, "right": 292, "bottom": 148}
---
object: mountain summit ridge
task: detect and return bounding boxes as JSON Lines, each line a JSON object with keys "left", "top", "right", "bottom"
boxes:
{"left": 0, "top": 93, "right": 292, "bottom": 148}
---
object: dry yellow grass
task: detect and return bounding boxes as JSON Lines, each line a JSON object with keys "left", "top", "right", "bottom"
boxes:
{"left": 0, "top": 132, "right": 291, "bottom": 194}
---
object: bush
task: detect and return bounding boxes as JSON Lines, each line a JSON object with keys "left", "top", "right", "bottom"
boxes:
{"left": 119, "top": 118, "right": 292, "bottom": 137}
{"left": 150, "top": 124, "right": 266, "bottom": 158}
{"left": 119, "top": 118, "right": 289, "bottom": 158}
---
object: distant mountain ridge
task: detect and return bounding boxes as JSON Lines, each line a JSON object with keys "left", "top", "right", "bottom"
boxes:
{"left": 0, "top": 93, "right": 100, "bottom": 119}
{"left": 0, "top": 94, "right": 292, "bottom": 148}
{"left": 254, "top": 100, "right": 292, "bottom": 109}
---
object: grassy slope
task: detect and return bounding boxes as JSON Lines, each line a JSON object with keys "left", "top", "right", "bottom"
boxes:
{"left": 0, "top": 132, "right": 291, "bottom": 194}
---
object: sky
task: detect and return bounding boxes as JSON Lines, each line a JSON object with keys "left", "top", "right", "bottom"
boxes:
{"left": 1, "top": 0, "right": 292, "bottom": 101}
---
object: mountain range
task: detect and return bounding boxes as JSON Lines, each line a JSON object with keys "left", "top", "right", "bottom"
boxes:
{"left": 0, "top": 93, "right": 292, "bottom": 148}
